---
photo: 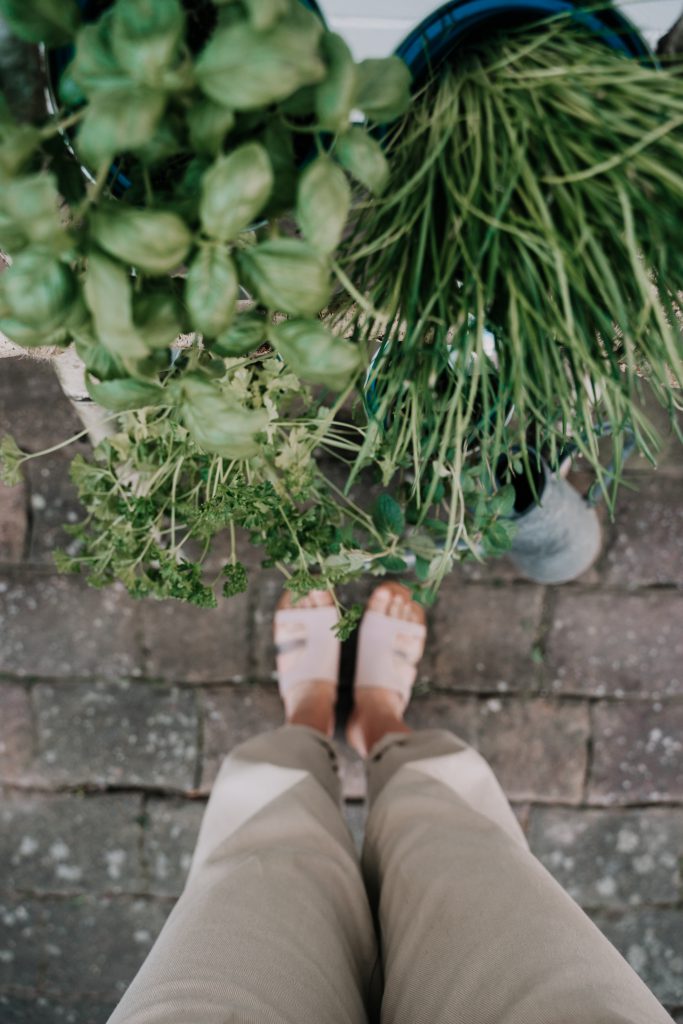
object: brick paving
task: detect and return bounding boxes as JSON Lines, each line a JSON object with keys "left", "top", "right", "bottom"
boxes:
{"left": 0, "top": 357, "right": 682, "bottom": 1022}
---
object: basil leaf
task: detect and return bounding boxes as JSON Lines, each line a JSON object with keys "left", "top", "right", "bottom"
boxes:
{"left": 76, "top": 87, "right": 166, "bottom": 165}
{"left": 133, "top": 288, "right": 183, "bottom": 349}
{"left": 199, "top": 143, "right": 273, "bottom": 241}
{"left": 353, "top": 57, "right": 412, "bottom": 122}
{"left": 0, "top": 0, "right": 80, "bottom": 45}
{"left": 0, "top": 124, "right": 41, "bottom": 177}
{"left": 90, "top": 205, "right": 191, "bottom": 275}
{"left": 195, "top": 8, "right": 325, "bottom": 111}
{"left": 74, "top": 333, "right": 127, "bottom": 382}
{"left": 269, "top": 317, "right": 360, "bottom": 390}
{"left": 185, "top": 247, "right": 238, "bottom": 337}
{"left": 212, "top": 312, "right": 267, "bottom": 356}
{"left": 67, "top": 17, "right": 128, "bottom": 96}
{"left": 87, "top": 376, "right": 166, "bottom": 412}
{"left": 1, "top": 251, "right": 76, "bottom": 329}
{"left": 335, "top": 128, "right": 389, "bottom": 195}
{"left": 187, "top": 100, "right": 235, "bottom": 155}
{"left": 111, "top": 0, "right": 185, "bottom": 86}
{"left": 0, "top": 173, "right": 68, "bottom": 253}
{"left": 179, "top": 373, "right": 268, "bottom": 458}
{"left": 315, "top": 33, "right": 356, "bottom": 133}
{"left": 297, "top": 156, "right": 350, "bottom": 254}
{"left": 84, "top": 249, "right": 148, "bottom": 359}
{"left": 237, "top": 239, "right": 330, "bottom": 316}
{"left": 242, "top": 0, "right": 289, "bottom": 31}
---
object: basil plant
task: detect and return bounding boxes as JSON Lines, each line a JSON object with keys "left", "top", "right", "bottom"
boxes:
{"left": 0, "top": 0, "right": 516, "bottom": 629}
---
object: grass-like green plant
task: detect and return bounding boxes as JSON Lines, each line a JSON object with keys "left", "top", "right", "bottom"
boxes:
{"left": 337, "top": 18, "right": 683, "bottom": 506}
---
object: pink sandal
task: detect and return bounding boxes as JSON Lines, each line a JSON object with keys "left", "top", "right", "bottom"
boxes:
{"left": 354, "top": 585, "right": 427, "bottom": 714}
{"left": 274, "top": 593, "right": 340, "bottom": 700}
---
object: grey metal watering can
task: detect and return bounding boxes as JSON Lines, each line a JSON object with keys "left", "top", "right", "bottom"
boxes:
{"left": 505, "top": 460, "right": 602, "bottom": 584}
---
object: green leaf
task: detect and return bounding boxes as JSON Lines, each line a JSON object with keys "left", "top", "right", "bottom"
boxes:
{"left": 110, "top": 0, "right": 185, "bottom": 87}
{"left": 195, "top": 7, "right": 325, "bottom": 111}
{"left": 490, "top": 484, "right": 516, "bottom": 517}
{"left": 87, "top": 376, "right": 167, "bottom": 412}
{"left": 179, "top": 373, "right": 269, "bottom": 458}
{"left": 199, "top": 143, "right": 273, "bottom": 241}
{"left": 0, "top": 173, "right": 69, "bottom": 253}
{"left": 260, "top": 119, "right": 297, "bottom": 212}
{"left": 296, "top": 156, "right": 350, "bottom": 255}
{"left": 133, "top": 288, "right": 183, "bottom": 349}
{"left": 221, "top": 561, "right": 248, "bottom": 597}
{"left": 0, "top": 251, "right": 76, "bottom": 329}
{"left": 89, "top": 205, "right": 192, "bottom": 274}
{"left": 84, "top": 249, "right": 148, "bottom": 360}
{"left": 372, "top": 493, "right": 405, "bottom": 536}
{"left": 237, "top": 238, "right": 330, "bottom": 316}
{"left": 483, "top": 518, "right": 517, "bottom": 556}
{"left": 335, "top": 128, "right": 389, "bottom": 195}
{"left": 0, "top": 124, "right": 41, "bottom": 177}
{"left": 187, "top": 100, "right": 235, "bottom": 155}
{"left": 242, "top": 0, "right": 289, "bottom": 31}
{"left": 335, "top": 602, "right": 363, "bottom": 640}
{"left": 0, "top": 0, "right": 79, "bottom": 45}
{"left": 74, "top": 334, "right": 127, "bottom": 382}
{"left": 353, "top": 56, "right": 411, "bottom": 122}
{"left": 315, "top": 32, "right": 356, "bottom": 133}
{"left": 185, "top": 247, "right": 238, "bottom": 337}
{"left": 67, "top": 17, "right": 128, "bottom": 96}
{"left": 414, "top": 555, "right": 430, "bottom": 581}
{"left": 0, "top": 434, "right": 25, "bottom": 486}
{"left": 379, "top": 554, "right": 408, "bottom": 572}
{"left": 211, "top": 312, "right": 267, "bottom": 357}
{"left": 76, "top": 87, "right": 166, "bottom": 166}
{"left": 269, "top": 317, "right": 360, "bottom": 390}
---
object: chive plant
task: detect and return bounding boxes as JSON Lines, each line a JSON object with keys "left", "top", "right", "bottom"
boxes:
{"left": 338, "top": 19, "right": 683, "bottom": 506}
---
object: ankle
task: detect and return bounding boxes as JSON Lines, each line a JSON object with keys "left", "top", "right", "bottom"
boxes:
{"left": 346, "top": 694, "right": 412, "bottom": 757}
{"left": 284, "top": 682, "right": 336, "bottom": 737}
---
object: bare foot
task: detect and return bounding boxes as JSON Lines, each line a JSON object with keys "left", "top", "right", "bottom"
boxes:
{"left": 275, "top": 589, "right": 339, "bottom": 738}
{"left": 346, "top": 583, "right": 426, "bottom": 757}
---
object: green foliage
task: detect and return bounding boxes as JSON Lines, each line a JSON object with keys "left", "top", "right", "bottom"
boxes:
{"left": 297, "top": 156, "right": 351, "bottom": 255}
{"left": 185, "top": 247, "right": 238, "bottom": 337}
{"left": 335, "top": 128, "right": 390, "bottom": 195}
{"left": 269, "top": 318, "right": 360, "bottom": 390}
{"left": 0, "top": 0, "right": 79, "bottom": 45}
{"left": 237, "top": 239, "right": 331, "bottom": 317}
{"left": 222, "top": 562, "right": 248, "bottom": 597}
{"left": 0, "top": 435, "right": 25, "bottom": 486}
{"left": 199, "top": 144, "right": 273, "bottom": 242}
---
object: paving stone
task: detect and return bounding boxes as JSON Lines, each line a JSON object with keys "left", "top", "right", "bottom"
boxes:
{"left": 0, "top": 574, "right": 145, "bottom": 681}
{"left": 0, "top": 480, "right": 27, "bottom": 562}
{"left": 25, "top": 681, "right": 198, "bottom": 791}
{"left": 430, "top": 581, "right": 544, "bottom": 693}
{"left": 625, "top": 389, "right": 683, "bottom": 477}
{"left": 0, "top": 685, "right": 34, "bottom": 785}
{"left": 406, "top": 692, "right": 480, "bottom": 742}
{"left": 604, "top": 475, "right": 683, "bottom": 586}
{"left": 141, "top": 590, "right": 250, "bottom": 683}
{"left": 528, "top": 807, "right": 683, "bottom": 908}
{"left": 477, "top": 698, "right": 590, "bottom": 803}
{"left": 0, "top": 993, "right": 117, "bottom": 1024}
{"left": 142, "top": 797, "right": 205, "bottom": 897}
{"left": 25, "top": 455, "right": 82, "bottom": 566}
{"left": 592, "top": 908, "right": 683, "bottom": 1007}
{"left": 200, "top": 683, "right": 282, "bottom": 792}
{"left": 589, "top": 702, "right": 683, "bottom": 804}
{"left": 0, "top": 358, "right": 83, "bottom": 454}
{"left": 0, "top": 791, "right": 144, "bottom": 895}
{"left": 546, "top": 591, "right": 683, "bottom": 698}
{"left": 251, "top": 570, "right": 286, "bottom": 682}
{"left": 0, "top": 894, "right": 169, "bottom": 998}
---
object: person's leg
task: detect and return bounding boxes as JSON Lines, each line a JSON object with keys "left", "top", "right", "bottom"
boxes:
{"left": 349, "top": 585, "right": 673, "bottom": 1024}
{"left": 109, "top": 593, "right": 379, "bottom": 1024}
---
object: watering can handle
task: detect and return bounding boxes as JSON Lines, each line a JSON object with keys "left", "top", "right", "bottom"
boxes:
{"left": 556, "top": 423, "right": 637, "bottom": 508}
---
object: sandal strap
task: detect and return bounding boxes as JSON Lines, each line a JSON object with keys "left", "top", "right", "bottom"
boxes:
{"left": 274, "top": 605, "right": 340, "bottom": 694}
{"left": 354, "top": 609, "right": 426, "bottom": 712}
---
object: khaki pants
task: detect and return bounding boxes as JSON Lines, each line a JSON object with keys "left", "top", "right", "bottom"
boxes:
{"left": 109, "top": 726, "right": 673, "bottom": 1024}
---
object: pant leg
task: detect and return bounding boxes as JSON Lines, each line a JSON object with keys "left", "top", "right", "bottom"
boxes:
{"left": 363, "top": 728, "right": 673, "bottom": 1024}
{"left": 109, "top": 725, "right": 380, "bottom": 1024}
